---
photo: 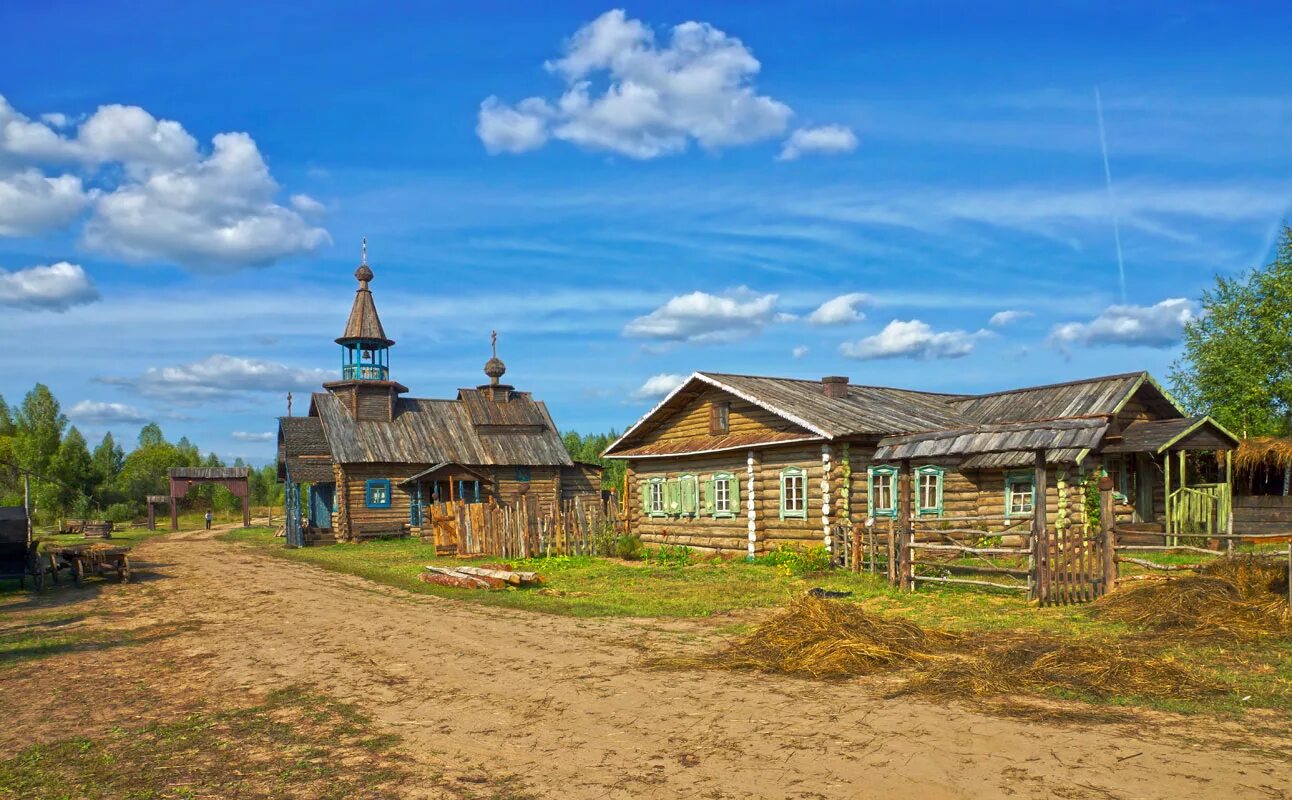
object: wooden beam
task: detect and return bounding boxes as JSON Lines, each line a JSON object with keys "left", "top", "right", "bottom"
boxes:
{"left": 1032, "top": 449, "right": 1048, "bottom": 604}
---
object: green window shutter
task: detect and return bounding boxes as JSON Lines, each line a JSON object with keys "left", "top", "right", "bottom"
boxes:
{"left": 729, "top": 474, "right": 741, "bottom": 510}
{"left": 640, "top": 481, "right": 650, "bottom": 514}
{"left": 703, "top": 478, "right": 715, "bottom": 515}
{"left": 666, "top": 479, "right": 680, "bottom": 515}
{"left": 678, "top": 475, "right": 696, "bottom": 516}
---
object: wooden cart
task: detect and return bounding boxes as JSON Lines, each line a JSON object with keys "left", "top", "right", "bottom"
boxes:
{"left": 42, "top": 544, "right": 132, "bottom": 587}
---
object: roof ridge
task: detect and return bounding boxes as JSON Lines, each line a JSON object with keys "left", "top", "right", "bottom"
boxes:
{"left": 698, "top": 371, "right": 967, "bottom": 397}
{"left": 961, "top": 371, "right": 1147, "bottom": 400}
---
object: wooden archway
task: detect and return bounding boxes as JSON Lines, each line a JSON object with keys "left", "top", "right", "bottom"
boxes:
{"left": 167, "top": 467, "right": 251, "bottom": 530}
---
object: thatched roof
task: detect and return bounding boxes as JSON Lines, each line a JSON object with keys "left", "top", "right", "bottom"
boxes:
{"left": 1235, "top": 436, "right": 1292, "bottom": 473}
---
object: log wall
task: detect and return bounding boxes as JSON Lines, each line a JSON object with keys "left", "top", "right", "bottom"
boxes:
{"left": 631, "top": 386, "right": 809, "bottom": 448}
{"left": 628, "top": 452, "right": 753, "bottom": 553}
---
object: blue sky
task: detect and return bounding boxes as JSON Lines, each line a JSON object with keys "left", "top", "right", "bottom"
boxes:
{"left": 1, "top": 1, "right": 1289, "bottom": 464}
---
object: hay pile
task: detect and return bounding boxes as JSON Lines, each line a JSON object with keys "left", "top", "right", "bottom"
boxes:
{"left": 1091, "top": 556, "right": 1290, "bottom": 640}
{"left": 901, "top": 637, "right": 1218, "bottom": 700}
{"left": 654, "top": 595, "right": 959, "bottom": 678}
{"left": 654, "top": 595, "right": 1227, "bottom": 701}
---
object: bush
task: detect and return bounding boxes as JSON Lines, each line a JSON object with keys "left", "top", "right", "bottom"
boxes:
{"left": 103, "top": 502, "right": 140, "bottom": 523}
{"left": 647, "top": 543, "right": 693, "bottom": 567}
{"left": 753, "top": 544, "right": 832, "bottom": 575}
{"left": 615, "top": 534, "right": 645, "bottom": 560}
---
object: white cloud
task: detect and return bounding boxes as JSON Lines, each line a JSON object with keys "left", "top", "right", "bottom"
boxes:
{"left": 0, "top": 170, "right": 92, "bottom": 235}
{"left": 0, "top": 94, "right": 327, "bottom": 269}
{"left": 624, "top": 287, "right": 781, "bottom": 343}
{"left": 289, "top": 193, "right": 325, "bottom": 214}
{"left": 792, "top": 345, "right": 809, "bottom": 359}
{"left": 232, "top": 431, "right": 274, "bottom": 442}
{"left": 477, "top": 9, "right": 848, "bottom": 159}
{"left": 1048, "top": 298, "right": 1197, "bottom": 349}
{"left": 101, "top": 354, "right": 331, "bottom": 404}
{"left": 84, "top": 132, "right": 330, "bottom": 268}
{"left": 632, "top": 372, "right": 687, "bottom": 400}
{"left": 808, "top": 292, "right": 871, "bottom": 325}
{"left": 477, "top": 96, "right": 552, "bottom": 154}
{"left": 989, "top": 309, "right": 1033, "bottom": 327}
{"left": 777, "top": 124, "right": 858, "bottom": 161}
{"left": 69, "top": 400, "right": 149, "bottom": 425}
{"left": 0, "top": 262, "right": 100, "bottom": 311}
{"left": 840, "top": 319, "right": 981, "bottom": 360}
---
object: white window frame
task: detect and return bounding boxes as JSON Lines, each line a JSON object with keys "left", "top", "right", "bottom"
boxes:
{"left": 648, "top": 478, "right": 666, "bottom": 517}
{"left": 780, "top": 467, "right": 808, "bottom": 519}
{"left": 1005, "top": 472, "right": 1035, "bottom": 518}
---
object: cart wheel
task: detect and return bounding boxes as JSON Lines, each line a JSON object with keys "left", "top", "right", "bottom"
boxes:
{"left": 30, "top": 565, "right": 44, "bottom": 593}
{"left": 118, "top": 556, "right": 131, "bottom": 584}
{"left": 73, "top": 557, "right": 85, "bottom": 587}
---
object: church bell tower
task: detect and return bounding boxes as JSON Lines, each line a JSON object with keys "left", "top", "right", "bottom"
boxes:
{"left": 324, "top": 240, "right": 408, "bottom": 421}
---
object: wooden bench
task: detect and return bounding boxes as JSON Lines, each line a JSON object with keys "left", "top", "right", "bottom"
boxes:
{"left": 351, "top": 523, "right": 409, "bottom": 541}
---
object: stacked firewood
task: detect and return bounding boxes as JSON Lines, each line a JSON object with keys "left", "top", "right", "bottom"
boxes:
{"left": 419, "top": 565, "right": 542, "bottom": 590}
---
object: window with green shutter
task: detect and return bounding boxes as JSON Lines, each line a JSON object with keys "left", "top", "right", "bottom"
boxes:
{"left": 779, "top": 467, "right": 808, "bottom": 519}
{"left": 678, "top": 474, "right": 699, "bottom": 516}
{"left": 915, "top": 465, "right": 944, "bottom": 516}
{"left": 645, "top": 477, "right": 666, "bottom": 517}
{"left": 868, "top": 466, "right": 897, "bottom": 517}
{"left": 708, "top": 472, "right": 737, "bottom": 518}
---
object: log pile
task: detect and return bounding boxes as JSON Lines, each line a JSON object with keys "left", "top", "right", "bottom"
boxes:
{"left": 419, "top": 565, "right": 543, "bottom": 590}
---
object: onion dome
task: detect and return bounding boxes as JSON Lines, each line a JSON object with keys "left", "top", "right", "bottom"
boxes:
{"left": 484, "top": 330, "right": 506, "bottom": 384}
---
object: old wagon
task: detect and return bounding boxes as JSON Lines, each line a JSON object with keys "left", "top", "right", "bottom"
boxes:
{"left": 39, "top": 543, "right": 132, "bottom": 587}
{"left": 0, "top": 506, "right": 42, "bottom": 589}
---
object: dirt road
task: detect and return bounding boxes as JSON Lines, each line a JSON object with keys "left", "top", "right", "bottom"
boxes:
{"left": 8, "top": 527, "right": 1291, "bottom": 799}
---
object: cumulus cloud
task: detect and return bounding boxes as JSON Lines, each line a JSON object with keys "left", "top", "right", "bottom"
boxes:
{"left": 777, "top": 124, "right": 858, "bottom": 161}
{"left": 624, "top": 287, "right": 781, "bottom": 343}
{"left": 84, "top": 132, "right": 330, "bottom": 268}
{"left": 69, "top": 400, "right": 149, "bottom": 425}
{"left": 808, "top": 292, "right": 871, "bottom": 326}
{"left": 792, "top": 345, "right": 809, "bottom": 359}
{"left": 479, "top": 9, "right": 853, "bottom": 159}
{"left": 989, "top": 309, "right": 1033, "bottom": 327}
{"left": 0, "top": 170, "right": 92, "bottom": 235}
{"left": 632, "top": 373, "right": 688, "bottom": 400}
{"left": 0, "top": 94, "right": 327, "bottom": 269}
{"left": 1048, "top": 298, "right": 1197, "bottom": 349}
{"left": 101, "top": 354, "right": 331, "bottom": 404}
{"left": 0, "top": 262, "right": 100, "bottom": 311}
{"left": 232, "top": 431, "right": 273, "bottom": 442}
{"left": 840, "top": 319, "right": 982, "bottom": 360}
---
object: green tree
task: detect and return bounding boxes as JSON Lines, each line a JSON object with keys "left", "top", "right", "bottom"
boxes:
{"left": 138, "top": 422, "right": 165, "bottom": 448}
{"left": 1171, "top": 226, "right": 1292, "bottom": 436}
{"left": 0, "top": 394, "right": 17, "bottom": 504}
{"left": 13, "top": 384, "right": 68, "bottom": 517}
{"left": 561, "top": 429, "right": 625, "bottom": 493}
{"left": 91, "top": 432, "right": 125, "bottom": 506}
{"left": 114, "top": 441, "right": 187, "bottom": 515}
{"left": 50, "top": 426, "right": 95, "bottom": 515}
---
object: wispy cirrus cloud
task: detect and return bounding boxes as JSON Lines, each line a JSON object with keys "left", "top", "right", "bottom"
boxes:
{"left": 99, "top": 354, "right": 330, "bottom": 405}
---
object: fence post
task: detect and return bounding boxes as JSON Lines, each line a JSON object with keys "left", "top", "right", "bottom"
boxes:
{"left": 1099, "top": 477, "right": 1117, "bottom": 596}
{"left": 1031, "top": 450, "right": 1048, "bottom": 605}
{"left": 898, "top": 459, "right": 913, "bottom": 591}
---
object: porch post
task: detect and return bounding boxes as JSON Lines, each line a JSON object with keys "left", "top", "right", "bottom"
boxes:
{"left": 1163, "top": 453, "right": 1171, "bottom": 541}
{"left": 897, "top": 459, "right": 912, "bottom": 591}
{"left": 1099, "top": 476, "right": 1117, "bottom": 595}
{"left": 1031, "top": 449, "right": 1048, "bottom": 605}
{"left": 1225, "top": 450, "right": 1234, "bottom": 554}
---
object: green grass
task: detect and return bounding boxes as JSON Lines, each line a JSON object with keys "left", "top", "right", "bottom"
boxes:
{"left": 0, "top": 685, "right": 414, "bottom": 800}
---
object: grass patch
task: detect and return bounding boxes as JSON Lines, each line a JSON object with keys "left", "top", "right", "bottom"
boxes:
{"left": 0, "top": 685, "right": 412, "bottom": 800}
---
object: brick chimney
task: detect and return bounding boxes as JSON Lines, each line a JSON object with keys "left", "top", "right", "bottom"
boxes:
{"left": 821, "top": 376, "right": 849, "bottom": 398}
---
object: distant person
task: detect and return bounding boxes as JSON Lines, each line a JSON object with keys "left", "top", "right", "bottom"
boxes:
{"left": 204, "top": 510, "right": 213, "bottom": 530}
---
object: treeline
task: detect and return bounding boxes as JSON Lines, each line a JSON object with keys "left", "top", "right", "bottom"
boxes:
{"left": 561, "top": 430, "right": 625, "bottom": 493}
{"left": 0, "top": 383, "right": 282, "bottom": 524}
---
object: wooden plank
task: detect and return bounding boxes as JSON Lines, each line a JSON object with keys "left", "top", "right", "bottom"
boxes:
{"left": 912, "top": 576, "right": 1028, "bottom": 592}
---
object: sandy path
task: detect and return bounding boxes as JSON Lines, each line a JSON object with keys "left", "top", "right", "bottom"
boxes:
{"left": 73, "top": 528, "right": 1292, "bottom": 799}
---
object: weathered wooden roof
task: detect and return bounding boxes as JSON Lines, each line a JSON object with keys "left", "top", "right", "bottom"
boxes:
{"left": 399, "top": 463, "right": 495, "bottom": 485}
{"left": 1102, "top": 416, "right": 1238, "bottom": 454}
{"left": 609, "top": 431, "right": 819, "bottom": 459}
{"left": 169, "top": 467, "right": 250, "bottom": 479}
{"left": 312, "top": 392, "right": 573, "bottom": 467}
{"left": 457, "top": 388, "right": 550, "bottom": 428}
{"left": 949, "top": 372, "right": 1174, "bottom": 423}
{"left": 960, "top": 449, "right": 1087, "bottom": 469}
{"left": 279, "top": 417, "right": 329, "bottom": 458}
{"left": 873, "top": 418, "right": 1108, "bottom": 462}
{"left": 337, "top": 265, "right": 392, "bottom": 346}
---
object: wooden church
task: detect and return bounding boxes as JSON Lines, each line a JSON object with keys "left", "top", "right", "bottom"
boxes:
{"left": 277, "top": 248, "right": 600, "bottom": 545}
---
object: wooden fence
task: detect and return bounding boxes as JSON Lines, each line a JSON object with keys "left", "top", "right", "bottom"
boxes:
{"left": 424, "top": 496, "right": 620, "bottom": 559}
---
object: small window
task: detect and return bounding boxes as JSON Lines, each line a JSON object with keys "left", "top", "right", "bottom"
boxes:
{"left": 709, "top": 401, "right": 730, "bottom": 435}
{"left": 779, "top": 467, "right": 808, "bottom": 519}
{"left": 869, "top": 466, "right": 897, "bottom": 517}
{"left": 365, "top": 478, "right": 391, "bottom": 509}
{"left": 916, "top": 466, "right": 944, "bottom": 516}
{"left": 714, "top": 475, "right": 731, "bottom": 514}
{"left": 648, "top": 478, "right": 666, "bottom": 516}
{"left": 515, "top": 466, "right": 531, "bottom": 482}
{"left": 1005, "top": 473, "right": 1035, "bottom": 518}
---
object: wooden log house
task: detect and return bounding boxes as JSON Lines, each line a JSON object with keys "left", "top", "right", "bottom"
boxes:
{"left": 276, "top": 249, "right": 600, "bottom": 546}
{"left": 603, "top": 371, "right": 1240, "bottom": 556}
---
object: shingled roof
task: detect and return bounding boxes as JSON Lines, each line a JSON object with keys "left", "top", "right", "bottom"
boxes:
{"left": 604, "top": 370, "right": 1190, "bottom": 459}
{"left": 336, "top": 264, "right": 392, "bottom": 346}
{"left": 309, "top": 392, "right": 573, "bottom": 467}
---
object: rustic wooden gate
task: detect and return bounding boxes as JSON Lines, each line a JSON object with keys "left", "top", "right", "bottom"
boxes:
{"left": 1034, "top": 522, "right": 1108, "bottom": 606}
